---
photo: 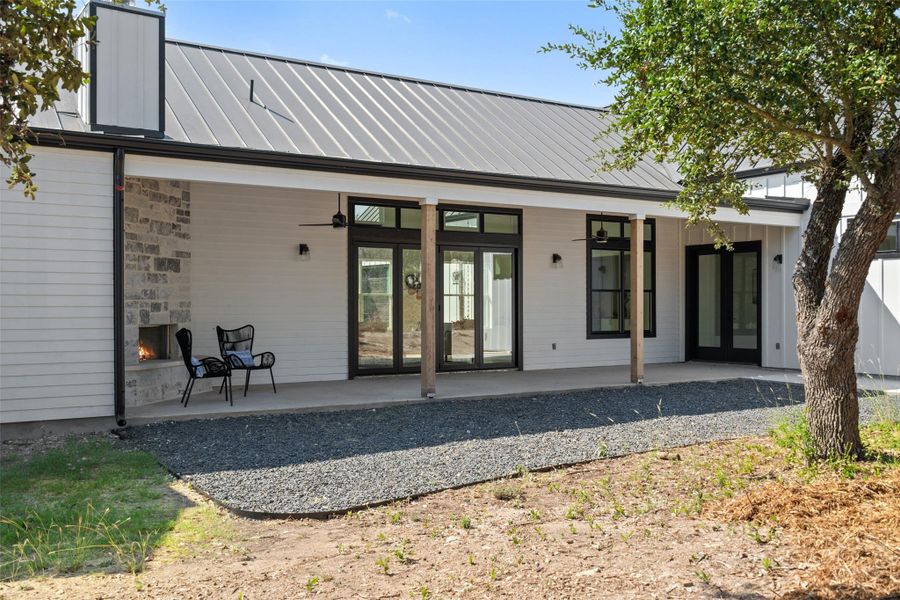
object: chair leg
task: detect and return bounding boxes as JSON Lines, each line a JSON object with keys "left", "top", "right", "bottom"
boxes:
{"left": 270, "top": 368, "right": 276, "bottom": 394}
{"left": 223, "top": 375, "right": 232, "bottom": 406}
{"left": 183, "top": 377, "right": 195, "bottom": 407}
{"left": 180, "top": 377, "right": 192, "bottom": 406}
{"left": 228, "top": 374, "right": 234, "bottom": 405}
{"left": 218, "top": 377, "right": 225, "bottom": 395}
{"left": 244, "top": 370, "right": 251, "bottom": 397}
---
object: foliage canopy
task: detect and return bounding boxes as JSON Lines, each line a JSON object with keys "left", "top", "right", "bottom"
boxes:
{"left": 547, "top": 0, "right": 900, "bottom": 242}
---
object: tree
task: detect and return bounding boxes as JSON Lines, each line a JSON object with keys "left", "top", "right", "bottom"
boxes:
{"left": 2, "top": 0, "right": 162, "bottom": 199}
{"left": 548, "top": 0, "right": 900, "bottom": 458}
{"left": 2, "top": 0, "right": 94, "bottom": 199}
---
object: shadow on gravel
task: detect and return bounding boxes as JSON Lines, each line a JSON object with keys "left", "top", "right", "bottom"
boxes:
{"left": 123, "top": 378, "right": 804, "bottom": 476}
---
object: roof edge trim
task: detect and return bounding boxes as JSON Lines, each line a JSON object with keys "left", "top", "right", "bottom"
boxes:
{"left": 28, "top": 129, "right": 806, "bottom": 213}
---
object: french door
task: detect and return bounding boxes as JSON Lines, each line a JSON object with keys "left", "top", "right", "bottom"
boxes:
{"left": 351, "top": 243, "right": 423, "bottom": 375}
{"left": 439, "top": 247, "right": 517, "bottom": 370}
{"left": 350, "top": 242, "right": 518, "bottom": 375}
{"left": 686, "top": 241, "right": 761, "bottom": 364}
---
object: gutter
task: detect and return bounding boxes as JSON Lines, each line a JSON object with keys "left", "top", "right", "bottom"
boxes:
{"left": 31, "top": 128, "right": 808, "bottom": 213}
{"left": 113, "top": 148, "right": 126, "bottom": 426}
{"left": 29, "top": 128, "right": 679, "bottom": 201}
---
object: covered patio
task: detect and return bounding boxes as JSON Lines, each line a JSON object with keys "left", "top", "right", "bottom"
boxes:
{"left": 128, "top": 361, "right": 866, "bottom": 425}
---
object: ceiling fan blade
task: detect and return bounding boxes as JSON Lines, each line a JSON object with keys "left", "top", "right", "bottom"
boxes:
{"left": 297, "top": 223, "right": 337, "bottom": 227}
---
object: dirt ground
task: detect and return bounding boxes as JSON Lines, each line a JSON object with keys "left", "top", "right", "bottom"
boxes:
{"left": 2, "top": 436, "right": 897, "bottom": 600}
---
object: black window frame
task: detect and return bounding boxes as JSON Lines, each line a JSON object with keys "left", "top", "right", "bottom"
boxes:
{"left": 845, "top": 214, "right": 900, "bottom": 259}
{"left": 876, "top": 216, "right": 900, "bottom": 258}
{"left": 586, "top": 215, "right": 657, "bottom": 339}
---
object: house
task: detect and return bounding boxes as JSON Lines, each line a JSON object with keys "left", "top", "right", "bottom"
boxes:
{"left": 1, "top": 2, "right": 896, "bottom": 427}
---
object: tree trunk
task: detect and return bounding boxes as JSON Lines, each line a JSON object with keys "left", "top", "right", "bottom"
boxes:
{"left": 802, "top": 338, "right": 862, "bottom": 457}
{"left": 793, "top": 158, "right": 860, "bottom": 457}
{"left": 794, "top": 131, "right": 900, "bottom": 459}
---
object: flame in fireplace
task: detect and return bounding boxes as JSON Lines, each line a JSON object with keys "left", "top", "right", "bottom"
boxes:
{"left": 138, "top": 343, "right": 153, "bottom": 362}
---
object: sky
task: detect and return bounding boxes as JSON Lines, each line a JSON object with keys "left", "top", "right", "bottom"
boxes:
{"left": 159, "top": 0, "right": 620, "bottom": 107}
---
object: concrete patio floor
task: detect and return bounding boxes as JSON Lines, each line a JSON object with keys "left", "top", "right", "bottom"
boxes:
{"left": 126, "top": 361, "right": 900, "bottom": 425}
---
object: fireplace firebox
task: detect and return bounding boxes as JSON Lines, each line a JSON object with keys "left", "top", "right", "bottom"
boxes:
{"left": 138, "top": 324, "right": 174, "bottom": 362}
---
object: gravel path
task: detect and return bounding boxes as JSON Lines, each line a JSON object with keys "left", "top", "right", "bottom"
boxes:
{"left": 124, "top": 378, "right": 895, "bottom": 516}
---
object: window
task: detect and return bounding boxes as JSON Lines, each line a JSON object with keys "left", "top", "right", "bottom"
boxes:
{"left": 846, "top": 214, "right": 900, "bottom": 257}
{"left": 353, "top": 203, "right": 396, "bottom": 227}
{"left": 348, "top": 200, "right": 520, "bottom": 235}
{"left": 587, "top": 216, "right": 655, "bottom": 338}
{"left": 439, "top": 208, "right": 520, "bottom": 234}
{"left": 877, "top": 216, "right": 899, "bottom": 255}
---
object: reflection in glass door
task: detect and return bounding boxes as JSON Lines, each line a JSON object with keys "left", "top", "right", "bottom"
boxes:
{"left": 401, "top": 248, "right": 422, "bottom": 368}
{"left": 440, "top": 247, "right": 517, "bottom": 369}
{"left": 686, "top": 242, "right": 761, "bottom": 364}
{"left": 442, "top": 250, "right": 477, "bottom": 366}
{"left": 483, "top": 251, "right": 514, "bottom": 365}
{"left": 697, "top": 254, "right": 721, "bottom": 349}
{"left": 732, "top": 251, "right": 759, "bottom": 352}
{"left": 357, "top": 246, "right": 393, "bottom": 369}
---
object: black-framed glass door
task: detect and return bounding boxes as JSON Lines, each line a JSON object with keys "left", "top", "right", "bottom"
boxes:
{"left": 348, "top": 198, "right": 522, "bottom": 377}
{"left": 686, "top": 241, "right": 761, "bottom": 364}
{"left": 439, "top": 246, "right": 517, "bottom": 370}
{"left": 351, "top": 243, "right": 422, "bottom": 375}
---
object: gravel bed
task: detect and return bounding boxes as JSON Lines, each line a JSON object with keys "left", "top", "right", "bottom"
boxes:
{"left": 123, "top": 378, "right": 895, "bottom": 516}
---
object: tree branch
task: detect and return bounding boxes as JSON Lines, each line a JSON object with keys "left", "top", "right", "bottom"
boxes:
{"left": 727, "top": 98, "right": 849, "bottom": 153}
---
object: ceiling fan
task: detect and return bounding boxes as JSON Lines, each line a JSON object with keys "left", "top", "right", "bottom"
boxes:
{"left": 298, "top": 193, "right": 348, "bottom": 228}
{"left": 571, "top": 213, "right": 609, "bottom": 243}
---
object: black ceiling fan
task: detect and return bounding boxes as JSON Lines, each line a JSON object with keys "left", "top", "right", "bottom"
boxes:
{"left": 571, "top": 213, "right": 608, "bottom": 243}
{"left": 298, "top": 193, "right": 348, "bottom": 228}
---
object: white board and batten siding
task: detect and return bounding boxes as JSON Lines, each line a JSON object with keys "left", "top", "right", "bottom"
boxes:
{"left": 746, "top": 171, "right": 899, "bottom": 376}
{"left": 1, "top": 147, "right": 115, "bottom": 423}
{"left": 189, "top": 182, "right": 349, "bottom": 383}
{"left": 81, "top": 2, "right": 163, "bottom": 133}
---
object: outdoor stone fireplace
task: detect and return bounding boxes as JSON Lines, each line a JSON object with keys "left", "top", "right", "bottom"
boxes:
{"left": 138, "top": 324, "right": 175, "bottom": 362}
{"left": 124, "top": 177, "right": 192, "bottom": 407}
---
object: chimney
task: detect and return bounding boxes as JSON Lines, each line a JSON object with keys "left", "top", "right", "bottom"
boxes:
{"left": 78, "top": 1, "right": 165, "bottom": 137}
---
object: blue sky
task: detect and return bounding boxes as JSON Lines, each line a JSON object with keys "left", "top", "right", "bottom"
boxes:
{"left": 161, "top": 1, "right": 619, "bottom": 107}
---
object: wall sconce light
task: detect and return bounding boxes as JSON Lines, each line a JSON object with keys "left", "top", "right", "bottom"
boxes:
{"left": 773, "top": 254, "right": 783, "bottom": 264}
{"left": 552, "top": 253, "right": 563, "bottom": 264}
{"left": 298, "top": 243, "right": 310, "bottom": 256}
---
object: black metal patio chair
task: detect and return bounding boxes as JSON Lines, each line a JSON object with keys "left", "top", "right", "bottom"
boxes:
{"left": 175, "top": 328, "right": 233, "bottom": 406}
{"left": 216, "top": 324, "right": 277, "bottom": 397}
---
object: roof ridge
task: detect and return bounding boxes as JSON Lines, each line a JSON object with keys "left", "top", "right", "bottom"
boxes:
{"left": 165, "top": 38, "right": 609, "bottom": 114}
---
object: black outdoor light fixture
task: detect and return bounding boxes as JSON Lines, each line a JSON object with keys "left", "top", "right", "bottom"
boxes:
{"left": 773, "top": 254, "right": 783, "bottom": 264}
{"left": 298, "top": 243, "right": 310, "bottom": 256}
{"left": 552, "top": 253, "right": 563, "bottom": 264}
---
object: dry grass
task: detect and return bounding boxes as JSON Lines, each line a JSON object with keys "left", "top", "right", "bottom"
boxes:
{"left": 707, "top": 419, "right": 900, "bottom": 600}
{"left": 710, "top": 469, "right": 900, "bottom": 599}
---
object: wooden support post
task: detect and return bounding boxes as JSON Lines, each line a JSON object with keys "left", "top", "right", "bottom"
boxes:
{"left": 420, "top": 197, "right": 438, "bottom": 397}
{"left": 630, "top": 215, "right": 645, "bottom": 384}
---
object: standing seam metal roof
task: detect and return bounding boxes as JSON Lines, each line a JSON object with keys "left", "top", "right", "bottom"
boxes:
{"left": 32, "top": 38, "right": 682, "bottom": 193}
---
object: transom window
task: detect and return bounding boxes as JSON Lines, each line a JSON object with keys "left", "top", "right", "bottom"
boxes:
{"left": 587, "top": 215, "right": 656, "bottom": 338}
{"left": 349, "top": 200, "right": 520, "bottom": 235}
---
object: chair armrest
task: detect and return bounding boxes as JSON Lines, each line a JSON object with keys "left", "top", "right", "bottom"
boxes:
{"left": 253, "top": 352, "right": 276, "bottom": 368}
{"left": 224, "top": 354, "right": 246, "bottom": 369}
{"left": 198, "top": 357, "right": 229, "bottom": 377}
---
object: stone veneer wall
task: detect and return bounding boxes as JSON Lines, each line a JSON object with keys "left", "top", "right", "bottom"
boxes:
{"left": 124, "top": 177, "right": 191, "bottom": 406}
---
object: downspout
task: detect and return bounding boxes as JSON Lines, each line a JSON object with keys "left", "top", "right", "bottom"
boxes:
{"left": 113, "top": 148, "right": 126, "bottom": 426}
